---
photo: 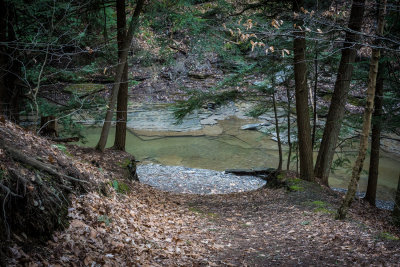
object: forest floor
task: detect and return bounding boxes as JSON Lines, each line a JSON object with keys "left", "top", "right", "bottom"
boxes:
{"left": 5, "top": 142, "right": 399, "bottom": 266}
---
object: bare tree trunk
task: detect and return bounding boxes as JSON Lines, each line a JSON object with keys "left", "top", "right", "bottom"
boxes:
{"left": 0, "top": 0, "right": 8, "bottom": 116}
{"left": 296, "top": 143, "right": 299, "bottom": 174}
{"left": 311, "top": 0, "right": 319, "bottom": 149}
{"left": 286, "top": 85, "right": 292, "bottom": 171}
{"left": 364, "top": 61, "right": 384, "bottom": 206}
{"left": 273, "top": 89, "right": 282, "bottom": 171}
{"left": 312, "top": 47, "right": 318, "bottom": 148}
{"left": 293, "top": 0, "right": 314, "bottom": 181}
{"left": 103, "top": 0, "right": 108, "bottom": 44}
{"left": 96, "top": 0, "right": 145, "bottom": 152}
{"left": 337, "top": 0, "right": 386, "bottom": 220}
{"left": 315, "top": 0, "right": 366, "bottom": 186}
{"left": 113, "top": 0, "right": 129, "bottom": 151}
{"left": 0, "top": 1, "right": 21, "bottom": 122}
{"left": 393, "top": 174, "right": 400, "bottom": 226}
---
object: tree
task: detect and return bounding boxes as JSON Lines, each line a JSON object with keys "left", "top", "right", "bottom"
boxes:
{"left": 0, "top": 0, "right": 21, "bottom": 122}
{"left": 364, "top": 61, "right": 384, "bottom": 206}
{"left": 314, "top": 0, "right": 366, "bottom": 186}
{"left": 272, "top": 87, "right": 283, "bottom": 171}
{"left": 96, "top": 0, "right": 145, "bottom": 152}
{"left": 337, "top": 0, "right": 387, "bottom": 220}
{"left": 293, "top": 0, "right": 314, "bottom": 181}
{"left": 113, "top": 0, "right": 129, "bottom": 151}
{"left": 286, "top": 83, "right": 292, "bottom": 171}
{"left": 393, "top": 174, "right": 400, "bottom": 226}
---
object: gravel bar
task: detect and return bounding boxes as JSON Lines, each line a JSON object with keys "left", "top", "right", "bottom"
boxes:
{"left": 137, "top": 164, "right": 394, "bottom": 210}
{"left": 137, "top": 164, "right": 266, "bottom": 195}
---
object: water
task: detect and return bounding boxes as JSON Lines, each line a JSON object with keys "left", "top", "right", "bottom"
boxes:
{"left": 79, "top": 117, "right": 400, "bottom": 201}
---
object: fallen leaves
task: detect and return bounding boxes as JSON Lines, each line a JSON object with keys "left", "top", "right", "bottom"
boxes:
{"left": 3, "top": 122, "right": 400, "bottom": 266}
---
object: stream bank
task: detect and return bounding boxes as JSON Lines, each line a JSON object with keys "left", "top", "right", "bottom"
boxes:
{"left": 77, "top": 102, "right": 400, "bottom": 203}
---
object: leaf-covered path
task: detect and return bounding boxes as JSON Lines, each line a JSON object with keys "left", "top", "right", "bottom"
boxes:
{"left": 8, "top": 146, "right": 400, "bottom": 266}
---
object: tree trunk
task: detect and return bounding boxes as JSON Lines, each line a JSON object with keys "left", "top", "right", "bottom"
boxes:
{"left": 96, "top": 0, "right": 145, "bottom": 152}
{"left": 273, "top": 89, "right": 282, "bottom": 171}
{"left": 393, "top": 174, "right": 400, "bottom": 226}
{"left": 286, "top": 85, "right": 292, "bottom": 171}
{"left": 0, "top": 0, "right": 21, "bottom": 122}
{"left": 293, "top": 0, "right": 314, "bottom": 181}
{"left": 0, "top": 0, "right": 8, "bottom": 118}
{"left": 103, "top": 0, "right": 108, "bottom": 44}
{"left": 312, "top": 47, "right": 318, "bottom": 148}
{"left": 315, "top": 0, "right": 366, "bottom": 186}
{"left": 364, "top": 61, "right": 384, "bottom": 206}
{"left": 113, "top": 0, "right": 129, "bottom": 151}
{"left": 39, "top": 116, "right": 58, "bottom": 137}
{"left": 311, "top": 0, "right": 319, "bottom": 149}
{"left": 337, "top": 0, "right": 386, "bottom": 220}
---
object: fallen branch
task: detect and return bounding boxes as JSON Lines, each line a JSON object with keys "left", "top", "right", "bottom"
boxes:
{"left": 225, "top": 168, "right": 276, "bottom": 177}
{"left": 0, "top": 140, "right": 89, "bottom": 185}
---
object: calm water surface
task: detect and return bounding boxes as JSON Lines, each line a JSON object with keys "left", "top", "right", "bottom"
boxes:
{"left": 79, "top": 117, "right": 400, "bottom": 201}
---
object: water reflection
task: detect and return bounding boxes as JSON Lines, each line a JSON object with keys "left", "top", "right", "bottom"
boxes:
{"left": 79, "top": 117, "right": 399, "bottom": 201}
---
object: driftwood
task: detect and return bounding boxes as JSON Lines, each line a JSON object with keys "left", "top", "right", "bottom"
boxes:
{"left": 225, "top": 168, "right": 287, "bottom": 188}
{"left": 225, "top": 168, "right": 276, "bottom": 177}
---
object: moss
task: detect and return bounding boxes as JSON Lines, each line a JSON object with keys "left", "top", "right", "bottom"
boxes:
{"left": 378, "top": 232, "right": 399, "bottom": 241}
{"left": 310, "top": 200, "right": 327, "bottom": 207}
{"left": 313, "top": 207, "right": 334, "bottom": 214}
{"left": 277, "top": 173, "right": 285, "bottom": 181}
{"left": 290, "top": 178, "right": 302, "bottom": 183}
{"left": 98, "top": 215, "right": 112, "bottom": 226}
{"left": 109, "top": 180, "right": 130, "bottom": 194}
{"left": 117, "top": 158, "right": 135, "bottom": 169}
{"left": 288, "top": 185, "right": 303, "bottom": 191}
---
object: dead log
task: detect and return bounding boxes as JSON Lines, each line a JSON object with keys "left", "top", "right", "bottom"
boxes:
{"left": 225, "top": 168, "right": 288, "bottom": 188}
{"left": 225, "top": 168, "right": 276, "bottom": 176}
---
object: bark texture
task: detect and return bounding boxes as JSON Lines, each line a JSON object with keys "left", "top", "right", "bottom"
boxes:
{"left": 96, "top": 0, "right": 145, "bottom": 151}
{"left": 0, "top": 0, "right": 21, "bottom": 122}
{"left": 337, "top": 0, "right": 386, "bottom": 220}
{"left": 393, "top": 174, "right": 400, "bottom": 226}
{"left": 114, "top": 0, "right": 129, "bottom": 151}
{"left": 364, "top": 61, "right": 384, "bottom": 206}
{"left": 315, "top": 0, "right": 366, "bottom": 186}
{"left": 286, "top": 85, "right": 292, "bottom": 171}
{"left": 293, "top": 0, "right": 314, "bottom": 181}
{"left": 273, "top": 89, "right": 282, "bottom": 171}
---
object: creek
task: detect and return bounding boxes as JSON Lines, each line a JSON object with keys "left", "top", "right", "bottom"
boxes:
{"left": 78, "top": 107, "right": 400, "bottom": 202}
